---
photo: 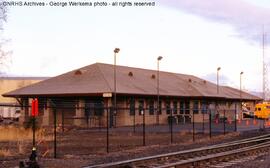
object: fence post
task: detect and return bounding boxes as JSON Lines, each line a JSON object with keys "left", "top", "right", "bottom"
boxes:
{"left": 223, "top": 109, "right": 226, "bottom": 135}
{"left": 234, "top": 103, "right": 237, "bottom": 132}
{"left": 209, "top": 111, "right": 212, "bottom": 139}
{"left": 107, "top": 107, "right": 109, "bottom": 153}
{"left": 192, "top": 108, "right": 195, "bottom": 142}
{"left": 99, "top": 115, "right": 101, "bottom": 131}
{"left": 86, "top": 110, "right": 89, "bottom": 129}
{"left": 53, "top": 108, "right": 57, "bottom": 158}
{"left": 143, "top": 109, "right": 145, "bottom": 146}
{"left": 170, "top": 108, "right": 173, "bottom": 144}
{"left": 133, "top": 111, "right": 136, "bottom": 133}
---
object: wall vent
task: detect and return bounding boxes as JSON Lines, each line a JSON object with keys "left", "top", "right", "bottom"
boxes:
{"left": 151, "top": 74, "right": 156, "bottom": 79}
{"left": 128, "top": 71, "right": 133, "bottom": 77}
{"left": 74, "top": 70, "right": 82, "bottom": 75}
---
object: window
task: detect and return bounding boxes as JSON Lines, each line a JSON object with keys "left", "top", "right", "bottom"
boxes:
{"left": 193, "top": 101, "right": 199, "bottom": 114}
{"left": 94, "top": 101, "right": 104, "bottom": 116}
{"left": 166, "top": 100, "right": 171, "bottom": 114}
{"left": 84, "top": 99, "right": 104, "bottom": 116}
{"left": 149, "top": 100, "right": 154, "bottom": 115}
{"left": 185, "top": 101, "right": 190, "bottom": 114}
{"left": 139, "top": 100, "right": 144, "bottom": 115}
{"left": 129, "top": 98, "right": 135, "bottom": 116}
{"left": 180, "top": 101, "right": 184, "bottom": 114}
{"left": 85, "top": 100, "right": 92, "bottom": 117}
{"left": 173, "top": 101, "right": 178, "bottom": 114}
{"left": 201, "top": 101, "right": 208, "bottom": 114}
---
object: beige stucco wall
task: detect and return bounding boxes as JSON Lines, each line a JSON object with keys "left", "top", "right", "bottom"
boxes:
{"left": 0, "top": 78, "right": 44, "bottom": 103}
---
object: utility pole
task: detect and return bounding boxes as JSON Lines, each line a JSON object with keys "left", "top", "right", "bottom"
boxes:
{"left": 262, "top": 29, "right": 269, "bottom": 101}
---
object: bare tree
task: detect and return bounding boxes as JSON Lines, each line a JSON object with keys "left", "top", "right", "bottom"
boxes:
{"left": 0, "top": 40, "right": 12, "bottom": 74}
{"left": 0, "top": 1, "right": 12, "bottom": 75}
{"left": 0, "top": 0, "right": 7, "bottom": 28}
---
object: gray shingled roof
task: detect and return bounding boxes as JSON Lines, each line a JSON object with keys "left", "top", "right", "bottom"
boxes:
{"left": 2, "top": 63, "right": 261, "bottom": 100}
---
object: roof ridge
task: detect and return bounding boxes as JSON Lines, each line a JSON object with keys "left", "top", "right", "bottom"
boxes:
{"left": 96, "top": 62, "right": 191, "bottom": 77}
{"left": 96, "top": 64, "right": 113, "bottom": 92}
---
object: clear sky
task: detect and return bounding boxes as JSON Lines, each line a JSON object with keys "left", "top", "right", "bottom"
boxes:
{"left": 1, "top": 0, "right": 270, "bottom": 93}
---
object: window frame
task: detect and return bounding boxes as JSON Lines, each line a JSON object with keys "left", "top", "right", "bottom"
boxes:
{"left": 138, "top": 100, "right": 144, "bottom": 115}
{"left": 129, "top": 98, "right": 135, "bottom": 116}
{"left": 173, "top": 101, "right": 178, "bottom": 114}
{"left": 149, "top": 100, "right": 154, "bottom": 115}
{"left": 166, "top": 100, "right": 171, "bottom": 115}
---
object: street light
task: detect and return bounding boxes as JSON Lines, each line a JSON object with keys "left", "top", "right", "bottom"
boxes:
{"left": 239, "top": 71, "right": 244, "bottom": 121}
{"left": 217, "top": 67, "right": 221, "bottom": 94}
{"left": 240, "top": 71, "right": 244, "bottom": 98}
{"left": 113, "top": 48, "right": 120, "bottom": 127}
{"left": 157, "top": 56, "right": 163, "bottom": 125}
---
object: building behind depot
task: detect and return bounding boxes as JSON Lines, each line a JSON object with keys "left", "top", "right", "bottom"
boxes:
{"left": 0, "top": 77, "right": 48, "bottom": 120}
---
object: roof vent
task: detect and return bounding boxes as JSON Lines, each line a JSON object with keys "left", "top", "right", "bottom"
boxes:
{"left": 128, "top": 71, "right": 133, "bottom": 77}
{"left": 188, "top": 78, "right": 192, "bottom": 82}
{"left": 74, "top": 70, "right": 82, "bottom": 75}
{"left": 151, "top": 74, "right": 156, "bottom": 79}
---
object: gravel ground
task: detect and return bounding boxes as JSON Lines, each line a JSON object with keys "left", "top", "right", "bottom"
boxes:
{"left": 1, "top": 129, "right": 270, "bottom": 168}
{"left": 229, "top": 152, "right": 270, "bottom": 168}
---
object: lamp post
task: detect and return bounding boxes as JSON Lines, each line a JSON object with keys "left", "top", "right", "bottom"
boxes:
{"left": 240, "top": 71, "right": 244, "bottom": 121}
{"left": 217, "top": 67, "right": 221, "bottom": 94}
{"left": 113, "top": 48, "right": 120, "bottom": 127}
{"left": 240, "top": 71, "right": 244, "bottom": 98}
{"left": 157, "top": 56, "right": 163, "bottom": 125}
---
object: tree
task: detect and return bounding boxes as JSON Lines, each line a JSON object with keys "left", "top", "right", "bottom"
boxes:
{"left": 0, "top": 1, "right": 12, "bottom": 75}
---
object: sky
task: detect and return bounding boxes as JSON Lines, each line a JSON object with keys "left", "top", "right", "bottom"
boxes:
{"left": 1, "top": 0, "right": 270, "bottom": 93}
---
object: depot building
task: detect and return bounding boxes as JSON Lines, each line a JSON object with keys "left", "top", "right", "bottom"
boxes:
{"left": 2, "top": 63, "right": 261, "bottom": 127}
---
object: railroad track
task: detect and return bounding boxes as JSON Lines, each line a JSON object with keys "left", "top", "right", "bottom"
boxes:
{"left": 84, "top": 134, "right": 270, "bottom": 168}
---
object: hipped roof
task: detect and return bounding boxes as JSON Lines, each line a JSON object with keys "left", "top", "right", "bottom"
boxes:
{"left": 2, "top": 63, "right": 261, "bottom": 101}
